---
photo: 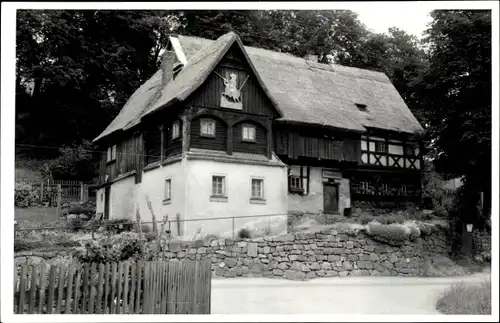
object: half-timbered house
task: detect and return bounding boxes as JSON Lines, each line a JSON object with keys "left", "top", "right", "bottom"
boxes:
{"left": 93, "top": 32, "right": 424, "bottom": 237}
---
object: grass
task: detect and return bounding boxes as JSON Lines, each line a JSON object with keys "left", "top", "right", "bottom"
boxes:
{"left": 436, "top": 279, "right": 491, "bottom": 314}
{"left": 15, "top": 207, "right": 65, "bottom": 228}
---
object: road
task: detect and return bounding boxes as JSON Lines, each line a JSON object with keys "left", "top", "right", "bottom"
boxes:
{"left": 210, "top": 272, "right": 490, "bottom": 314}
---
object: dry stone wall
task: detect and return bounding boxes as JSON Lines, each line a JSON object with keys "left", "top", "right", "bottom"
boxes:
{"left": 15, "top": 227, "right": 452, "bottom": 280}
{"left": 167, "top": 227, "right": 450, "bottom": 280}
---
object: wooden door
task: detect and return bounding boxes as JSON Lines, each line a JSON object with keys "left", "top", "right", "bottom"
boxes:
{"left": 104, "top": 186, "right": 111, "bottom": 220}
{"left": 323, "top": 184, "right": 339, "bottom": 214}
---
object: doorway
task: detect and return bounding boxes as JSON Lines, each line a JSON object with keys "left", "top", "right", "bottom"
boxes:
{"left": 323, "top": 183, "right": 339, "bottom": 214}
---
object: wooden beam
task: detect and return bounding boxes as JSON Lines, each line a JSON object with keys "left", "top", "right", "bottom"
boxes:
{"left": 181, "top": 110, "right": 191, "bottom": 154}
{"left": 159, "top": 125, "right": 164, "bottom": 163}
{"left": 227, "top": 126, "right": 233, "bottom": 156}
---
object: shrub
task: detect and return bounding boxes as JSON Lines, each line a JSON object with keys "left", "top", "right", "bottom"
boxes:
{"left": 103, "top": 219, "right": 135, "bottom": 234}
{"left": 75, "top": 232, "right": 149, "bottom": 263}
{"left": 15, "top": 183, "right": 40, "bottom": 208}
{"left": 436, "top": 279, "right": 491, "bottom": 314}
{"left": 144, "top": 232, "right": 157, "bottom": 242}
{"left": 417, "top": 222, "right": 433, "bottom": 236}
{"left": 238, "top": 228, "right": 252, "bottom": 239}
{"left": 67, "top": 205, "right": 95, "bottom": 216}
{"left": 14, "top": 238, "right": 51, "bottom": 251}
{"left": 204, "top": 234, "right": 219, "bottom": 241}
{"left": 359, "top": 213, "right": 375, "bottom": 225}
{"left": 366, "top": 222, "right": 410, "bottom": 246}
{"left": 67, "top": 218, "right": 87, "bottom": 232}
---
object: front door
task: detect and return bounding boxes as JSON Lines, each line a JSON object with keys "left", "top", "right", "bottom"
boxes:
{"left": 104, "top": 186, "right": 111, "bottom": 220}
{"left": 323, "top": 184, "right": 339, "bottom": 213}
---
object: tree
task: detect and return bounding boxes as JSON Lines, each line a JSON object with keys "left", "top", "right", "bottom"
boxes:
{"left": 15, "top": 10, "right": 179, "bottom": 154}
{"left": 413, "top": 10, "right": 491, "bottom": 226}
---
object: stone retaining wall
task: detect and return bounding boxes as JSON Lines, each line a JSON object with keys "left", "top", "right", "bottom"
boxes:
{"left": 15, "top": 227, "right": 451, "bottom": 280}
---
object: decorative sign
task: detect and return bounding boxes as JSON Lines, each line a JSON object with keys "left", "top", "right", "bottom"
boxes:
{"left": 216, "top": 71, "right": 249, "bottom": 110}
{"left": 322, "top": 169, "right": 342, "bottom": 179}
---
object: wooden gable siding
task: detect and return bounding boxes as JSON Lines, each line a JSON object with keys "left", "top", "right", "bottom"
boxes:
{"left": 144, "top": 126, "right": 162, "bottom": 165}
{"left": 187, "top": 106, "right": 271, "bottom": 156}
{"left": 186, "top": 44, "right": 276, "bottom": 118}
{"left": 164, "top": 119, "right": 183, "bottom": 158}
{"left": 274, "top": 128, "right": 360, "bottom": 163}
{"left": 190, "top": 115, "right": 228, "bottom": 151}
{"left": 99, "top": 133, "right": 143, "bottom": 184}
{"left": 232, "top": 121, "right": 267, "bottom": 155}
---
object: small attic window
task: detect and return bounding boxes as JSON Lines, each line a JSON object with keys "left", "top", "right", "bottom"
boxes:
{"left": 356, "top": 103, "right": 368, "bottom": 112}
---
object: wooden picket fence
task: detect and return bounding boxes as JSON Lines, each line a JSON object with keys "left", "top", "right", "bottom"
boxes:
{"left": 14, "top": 259, "right": 211, "bottom": 314}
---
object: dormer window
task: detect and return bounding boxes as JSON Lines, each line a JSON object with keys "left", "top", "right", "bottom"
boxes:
{"left": 356, "top": 103, "right": 367, "bottom": 112}
{"left": 172, "top": 121, "right": 180, "bottom": 139}
{"left": 242, "top": 124, "right": 256, "bottom": 142}
{"left": 200, "top": 119, "right": 216, "bottom": 137}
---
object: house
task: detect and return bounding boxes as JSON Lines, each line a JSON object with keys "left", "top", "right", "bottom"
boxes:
{"left": 93, "top": 32, "right": 424, "bottom": 238}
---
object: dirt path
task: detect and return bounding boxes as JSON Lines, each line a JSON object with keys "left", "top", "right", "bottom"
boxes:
{"left": 210, "top": 272, "right": 490, "bottom": 314}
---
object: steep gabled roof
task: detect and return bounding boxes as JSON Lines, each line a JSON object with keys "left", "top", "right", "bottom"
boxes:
{"left": 176, "top": 34, "right": 423, "bottom": 135}
{"left": 94, "top": 32, "right": 423, "bottom": 143}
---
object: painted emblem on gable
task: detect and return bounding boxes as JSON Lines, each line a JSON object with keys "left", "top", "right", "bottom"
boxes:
{"left": 215, "top": 71, "right": 249, "bottom": 110}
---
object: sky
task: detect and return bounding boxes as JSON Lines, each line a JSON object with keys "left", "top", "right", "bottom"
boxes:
{"left": 353, "top": 5, "right": 433, "bottom": 38}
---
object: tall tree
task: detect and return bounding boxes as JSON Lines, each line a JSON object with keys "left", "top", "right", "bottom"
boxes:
{"left": 16, "top": 10, "right": 178, "bottom": 156}
{"left": 413, "top": 10, "right": 491, "bottom": 226}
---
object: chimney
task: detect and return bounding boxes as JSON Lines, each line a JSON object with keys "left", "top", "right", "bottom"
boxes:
{"left": 161, "top": 50, "right": 176, "bottom": 86}
{"left": 304, "top": 54, "right": 319, "bottom": 63}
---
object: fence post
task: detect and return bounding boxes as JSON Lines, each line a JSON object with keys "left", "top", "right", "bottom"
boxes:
{"left": 80, "top": 182, "right": 84, "bottom": 203}
{"left": 232, "top": 217, "right": 235, "bottom": 239}
{"left": 56, "top": 184, "right": 62, "bottom": 220}
{"left": 40, "top": 182, "right": 44, "bottom": 205}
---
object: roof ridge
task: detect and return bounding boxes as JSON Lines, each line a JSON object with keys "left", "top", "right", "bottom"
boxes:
{"left": 177, "top": 34, "right": 391, "bottom": 83}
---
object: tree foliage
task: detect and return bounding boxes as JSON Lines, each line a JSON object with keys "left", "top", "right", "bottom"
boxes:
{"left": 413, "top": 10, "right": 491, "bottom": 225}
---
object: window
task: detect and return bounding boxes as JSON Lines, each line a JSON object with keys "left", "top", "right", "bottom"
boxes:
{"left": 107, "top": 145, "right": 116, "bottom": 162}
{"left": 200, "top": 119, "right": 216, "bottom": 137}
{"left": 289, "top": 175, "right": 303, "bottom": 193}
{"left": 360, "top": 182, "right": 369, "bottom": 193}
{"left": 164, "top": 179, "right": 171, "bottom": 201}
{"left": 375, "top": 141, "right": 386, "bottom": 153}
{"left": 212, "top": 175, "right": 226, "bottom": 196}
{"left": 405, "top": 145, "right": 418, "bottom": 156}
{"left": 172, "top": 121, "right": 180, "bottom": 139}
{"left": 242, "top": 125, "right": 256, "bottom": 141}
{"left": 251, "top": 178, "right": 264, "bottom": 199}
{"left": 380, "top": 183, "right": 391, "bottom": 194}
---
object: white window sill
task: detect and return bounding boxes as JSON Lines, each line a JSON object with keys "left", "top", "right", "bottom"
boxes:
{"left": 210, "top": 196, "right": 228, "bottom": 203}
{"left": 250, "top": 198, "right": 266, "bottom": 205}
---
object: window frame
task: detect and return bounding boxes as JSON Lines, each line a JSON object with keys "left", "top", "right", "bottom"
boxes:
{"left": 242, "top": 124, "right": 256, "bottom": 142}
{"left": 164, "top": 178, "right": 172, "bottom": 204}
{"left": 375, "top": 141, "right": 386, "bottom": 153}
{"left": 289, "top": 175, "right": 304, "bottom": 193}
{"left": 250, "top": 178, "right": 264, "bottom": 199}
{"left": 200, "top": 118, "right": 216, "bottom": 138}
{"left": 107, "top": 144, "right": 117, "bottom": 163}
{"left": 211, "top": 175, "right": 226, "bottom": 197}
{"left": 172, "top": 121, "right": 181, "bottom": 140}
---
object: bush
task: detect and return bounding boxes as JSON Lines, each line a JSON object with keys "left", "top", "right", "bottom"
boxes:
{"left": 67, "top": 205, "right": 95, "bottom": 216}
{"left": 238, "top": 228, "right": 252, "bottom": 239}
{"left": 366, "top": 222, "right": 410, "bottom": 246}
{"left": 417, "top": 222, "right": 433, "bottom": 236}
{"left": 67, "top": 218, "right": 87, "bottom": 232}
{"left": 436, "top": 280, "right": 491, "bottom": 314}
{"left": 15, "top": 183, "right": 40, "bottom": 208}
{"left": 14, "top": 238, "right": 51, "bottom": 251}
{"left": 103, "top": 219, "right": 135, "bottom": 234}
{"left": 75, "top": 232, "right": 149, "bottom": 263}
